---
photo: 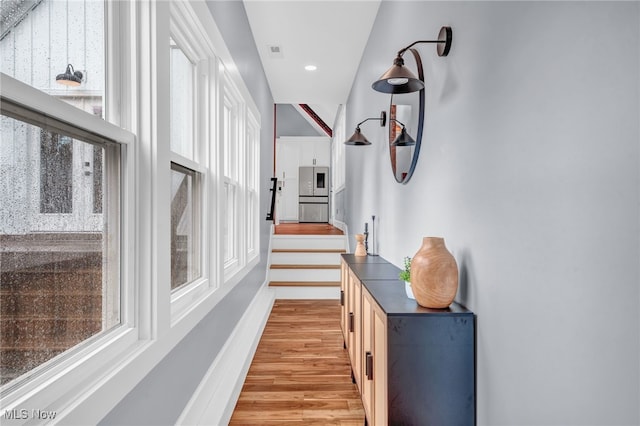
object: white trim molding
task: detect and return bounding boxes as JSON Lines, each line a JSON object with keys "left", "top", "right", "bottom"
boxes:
{"left": 176, "top": 284, "right": 274, "bottom": 425}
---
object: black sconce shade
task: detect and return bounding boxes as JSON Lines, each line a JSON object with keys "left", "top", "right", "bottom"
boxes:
{"left": 372, "top": 26, "right": 452, "bottom": 94}
{"left": 345, "top": 127, "right": 371, "bottom": 145}
{"left": 372, "top": 55, "right": 424, "bottom": 94}
{"left": 344, "top": 111, "right": 386, "bottom": 146}
{"left": 390, "top": 118, "right": 416, "bottom": 146}
{"left": 56, "top": 64, "right": 83, "bottom": 87}
{"left": 391, "top": 126, "right": 416, "bottom": 146}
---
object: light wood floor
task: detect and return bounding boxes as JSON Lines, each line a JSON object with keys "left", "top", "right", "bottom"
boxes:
{"left": 229, "top": 300, "right": 364, "bottom": 425}
{"left": 274, "top": 223, "right": 344, "bottom": 235}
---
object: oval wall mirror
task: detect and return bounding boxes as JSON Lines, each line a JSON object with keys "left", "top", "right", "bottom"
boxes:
{"left": 388, "top": 48, "right": 424, "bottom": 184}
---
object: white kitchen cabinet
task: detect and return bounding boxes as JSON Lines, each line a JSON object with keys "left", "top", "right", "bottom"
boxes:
{"left": 275, "top": 137, "right": 330, "bottom": 222}
{"left": 298, "top": 137, "right": 330, "bottom": 167}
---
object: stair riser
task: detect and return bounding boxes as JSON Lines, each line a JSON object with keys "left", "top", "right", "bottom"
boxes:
{"left": 268, "top": 268, "right": 341, "bottom": 282}
{"left": 273, "top": 287, "right": 340, "bottom": 300}
{"left": 271, "top": 236, "right": 346, "bottom": 250}
{"left": 270, "top": 252, "right": 342, "bottom": 265}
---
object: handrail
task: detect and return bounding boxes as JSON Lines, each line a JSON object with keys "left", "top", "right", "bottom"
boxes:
{"left": 266, "top": 177, "right": 277, "bottom": 221}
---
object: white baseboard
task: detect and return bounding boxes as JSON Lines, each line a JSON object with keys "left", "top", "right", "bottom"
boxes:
{"left": 176, "top": 284, "right": 275, "bottom": 425}
{"left": 273, "top": 286, "right": 340, "bottom": 299}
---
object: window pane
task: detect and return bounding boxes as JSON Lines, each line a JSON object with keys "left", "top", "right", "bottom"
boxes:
{"left": 170, "top": 38, "right": 194, "bottom": 159}
{"left": 170, "top": 163, "right": 200, "bottom": 290}
{"left": 0, "top": 113, "right": 119, "bottom": 386}
{"left": 0, "top": 0, "right": 104, "bottom": 117}
{"left": 223, "top": 182, "right": 235, "bottom": 264}
{"left": 246, "top": 118, "right": 258, "bottom": 256}
{"left": 247, "top": 191, "right": 256, "bottom": 253}
{"left": 223, "top": 96, "right": 236, "bottom": 180}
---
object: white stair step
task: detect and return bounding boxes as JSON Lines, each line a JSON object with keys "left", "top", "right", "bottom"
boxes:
{"left": 270, "top": 235, "right": 346, "bottom": 250}
{"left": 272, "top": 286, "right": 340, "bottom": 299}
{"left": 268, "top": 268, "right": 340, "bottom": 282}
{"left": 270, "top": 251, "right": 342, "bottom": 265}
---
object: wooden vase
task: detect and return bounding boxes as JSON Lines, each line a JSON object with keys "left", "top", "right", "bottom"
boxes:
{"left": 410, "top": 237, "right": 458, "bottom": 308}
{"left": 354, "top": 234, "right": 367, "bottom": 256}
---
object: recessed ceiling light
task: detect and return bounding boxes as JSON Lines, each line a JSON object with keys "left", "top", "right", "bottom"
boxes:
{"left": 305, "top": 65, "right": 317, "bottom": 71}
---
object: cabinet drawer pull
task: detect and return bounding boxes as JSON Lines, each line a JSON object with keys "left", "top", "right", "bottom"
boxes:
{"left": 349, "top": 312, "right": 354, "bottom": 332}
{"left": 340, "top": 290, "right": 344, "bottom": 306}
{"left": 366, "top": 352, "right": 373, "bottom": 380}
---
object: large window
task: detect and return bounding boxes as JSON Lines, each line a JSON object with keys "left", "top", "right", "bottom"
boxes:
{"left": 0, "top": 97, "right": 121, "bottom": 388}
{"left": 1, "top": 0, "right": 261, "bottom": 419}
{"left": 246, "top": 112, "right": 260, "bottom": 259}
{"left": 222, "top": 89, "right": 239, "bottom": 269}
{"left": 169, "top": 35, "right": 202, "bottom": 292}
{"left": 221, "top": 71, "right": 260, "bottom": 275}
{"left": 332, "top": 106, "right": 346, "bottom": 191}
{"left": 0, "top": 0, "right": 120, "bottom": 390}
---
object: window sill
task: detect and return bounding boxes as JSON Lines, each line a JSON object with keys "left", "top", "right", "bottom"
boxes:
{"left": 171, "top": 277, "right": 212, "bottom": 324}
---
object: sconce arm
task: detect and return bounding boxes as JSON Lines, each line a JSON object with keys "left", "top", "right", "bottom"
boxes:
{"left": 356, "top": 111, "right": 387, "bottom": 128}
{"left": 397, "top": 26, "right": 452, "bottom": 58}
{"left": 398, "top": 40, "right": 444, "bottom": 56}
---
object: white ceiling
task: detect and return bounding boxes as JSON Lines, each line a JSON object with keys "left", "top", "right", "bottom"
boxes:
{"left": 243, "top": 0, "right": 381, "bottom": 126}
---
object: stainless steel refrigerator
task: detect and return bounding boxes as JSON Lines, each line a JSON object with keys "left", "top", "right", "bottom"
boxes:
{"left": 298, "top": 166, "right": 329, "bottom": 222}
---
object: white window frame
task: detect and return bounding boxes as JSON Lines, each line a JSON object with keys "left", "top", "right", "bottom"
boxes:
{"left": 331, "top": 105, "right": 346, "bottom": 227}
{"left": 0, "top": 73, "right": 137, "bottom": 415}
{"left": 0, "top": 2, "right": 143, "bottom": 418}
{"left": 332, "top": 105, "right": 347, "bottom": 193}
{"left": 167, "top": 2, "right": 214, "bottom": 319}
{"left": 218, "top": 65, "right": 261, "bottom": 281}
{"left": 1, "top": 0, "right": 263, "bottom": 421}
{"left": 221, "top": 74, "right": 243, "bottom": 275}
{"left": 246, "top": 110, "right": 260, "bottom": 261}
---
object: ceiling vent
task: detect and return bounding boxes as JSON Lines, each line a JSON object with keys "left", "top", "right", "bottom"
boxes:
{"left": 267, "top": 45, "right": 284, "bottom": 59}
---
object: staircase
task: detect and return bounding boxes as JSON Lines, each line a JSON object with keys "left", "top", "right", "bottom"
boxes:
{"left": 268, "top": 233, "right": 347, "bottom": 299}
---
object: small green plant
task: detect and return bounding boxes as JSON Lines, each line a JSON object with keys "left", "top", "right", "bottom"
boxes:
{"left": 399, "top": 256, "right": 411, "bottom": 282}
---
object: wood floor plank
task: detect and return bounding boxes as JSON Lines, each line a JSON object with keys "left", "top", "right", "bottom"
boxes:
{"left": 229, "top": 299, "right": 364, "bottom": 424}
{"left": 274, "top": 224, "right": 344, "bottom": 235}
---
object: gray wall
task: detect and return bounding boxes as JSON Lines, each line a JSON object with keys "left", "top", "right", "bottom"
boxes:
{"left": 100, "top": 2, "right": 274, "bottom": 424}
{"left": 276, "top": 103, "right": 323, "bottom": 137}
{"left": 345, "top": 1, "right": 639, "bottom": 425}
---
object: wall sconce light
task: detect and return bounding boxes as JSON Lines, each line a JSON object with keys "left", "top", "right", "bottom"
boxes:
{"left": 372, "top": 26, "right": 452, "bottom": 94}
{"left": 344, "top": 111, "right": 387, "bottom": 145}
{"left": 390, "top": 118, "right": 416, "bottom": 146}
{"left": 56, "top": 64, "right": 83, "bottom": 87}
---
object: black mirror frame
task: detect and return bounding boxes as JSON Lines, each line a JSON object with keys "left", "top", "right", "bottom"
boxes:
{"left": 389, "top": 47, "right": 424, "bottom": 184}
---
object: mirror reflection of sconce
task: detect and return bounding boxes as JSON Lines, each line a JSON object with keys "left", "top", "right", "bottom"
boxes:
{"left": 344, "top": 111, "right": 387, "bottom": 146}
{"left": 56, "top": 64, "right": 83, "bottom": 87}
{"left": 372, "top": 26, "right": 452, "bottom": 183}
{"left": 389, "top": 118, "right": 415, "bottom": 146}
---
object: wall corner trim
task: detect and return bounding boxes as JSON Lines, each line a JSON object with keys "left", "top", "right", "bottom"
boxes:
{"left": 176, "top": 284, "right": 275, "bottom": 425}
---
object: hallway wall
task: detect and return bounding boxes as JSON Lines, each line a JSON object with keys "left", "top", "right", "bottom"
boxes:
{"left": 345, "top": 2, "right": 639, "bottom": 425}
